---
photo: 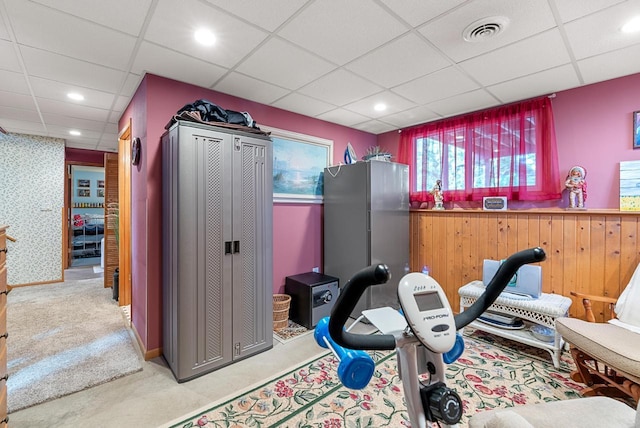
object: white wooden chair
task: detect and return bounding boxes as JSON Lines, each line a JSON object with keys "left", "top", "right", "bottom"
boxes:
{"left": 556, "top": 263, "right": 640, "bottom": 404}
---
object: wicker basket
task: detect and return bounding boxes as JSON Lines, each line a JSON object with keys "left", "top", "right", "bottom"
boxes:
{"left": 273, "top": 294, "right": 291, "bottom": 330}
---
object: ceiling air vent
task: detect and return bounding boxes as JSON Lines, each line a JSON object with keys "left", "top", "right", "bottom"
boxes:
{"left": 463, "top": 17, "right": 509, "bottom": 42}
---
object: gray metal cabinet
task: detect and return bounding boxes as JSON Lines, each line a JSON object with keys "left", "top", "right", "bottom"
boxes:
{"left": 162, "top": 121, "right": 273, "bottom": 382}
{"left": 323, "top": 161, "right": 409, "bottom": 318}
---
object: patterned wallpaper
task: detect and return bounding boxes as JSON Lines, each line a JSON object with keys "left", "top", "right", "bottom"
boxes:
{"left": 0, "top": 133, "right": 65, "bottom": 285}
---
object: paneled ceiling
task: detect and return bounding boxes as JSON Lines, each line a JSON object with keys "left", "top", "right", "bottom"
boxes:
{"left": 1, "top": 0, "right": 639, "bottom": 152}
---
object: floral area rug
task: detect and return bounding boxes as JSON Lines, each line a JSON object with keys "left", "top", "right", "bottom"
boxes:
{"left": 168, "top": 329, "right": 583, "bottom": 428}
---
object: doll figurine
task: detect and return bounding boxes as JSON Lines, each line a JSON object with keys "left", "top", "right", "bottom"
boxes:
{"left": 565, "top": 166, "right": 587, "bottom": 209}
{"left": 431, "top": 179, "right": 444, "bottom": 210}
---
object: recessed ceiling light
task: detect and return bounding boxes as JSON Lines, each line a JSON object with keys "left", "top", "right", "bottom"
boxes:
{"left": 194, "top": 28, "right": 216, "bottom": 46}
{"left": 374, "top": 103, "right": 387, "bottom": 112}
{"left": 67, "top": 92, "right": 84, "bottom": 101}
{"left": 621, "top": 16, "right": 640, "bottom": 33}
{"left": 69, "top": 130, "right": 81, "bottom": 136}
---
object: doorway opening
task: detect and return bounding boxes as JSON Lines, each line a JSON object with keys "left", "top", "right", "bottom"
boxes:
{"left": 68, "top": 164, "right": 105, "bottom": 269}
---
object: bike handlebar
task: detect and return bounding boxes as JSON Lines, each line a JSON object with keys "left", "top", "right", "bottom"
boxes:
{"left": 328, "top": 247, "right": 546, "bottom": 351}
{"left": 328, "top": 264, "right": 397, "bottom": 350}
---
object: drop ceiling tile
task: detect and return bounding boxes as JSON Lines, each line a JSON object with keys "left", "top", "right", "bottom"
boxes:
{"left": 271, "top": 93, "right": 335, "bottom": 117}
{"left": 0, "top": 70, "right": 30, "bottom": 94}
{"left": 278, "top": 0, "right": 408, "bottom": 65}
{"left": 487, "top": 64, "right": 580, "bottom": 103}
{"left": 6, "top": 0, "right": 136, "bottom": 70}
{"left": 30, "top": 0, "right": 153, "bottom": 36}
{"left": 380, "top": 106, "right": 441, "bottom": 128}
{"left": 0, "top": 91, "right": 37, "bottom": 111}
{"left": 46, "top": 124, "right": 103, "bottom": 140}
{"left": 64, "top": 139, "right": 100, "bottom": 150}
{"left": 343, "top": 90, "right": 417, "bottom": 119}
{"left": 121, "top": 73, "right": 143, "bottom": 97}
{"left": 419, "top": 0, "right": 556, "bottom": 62}
{"left": 298, "top": 69, "right": 382, "bottom": 106}
{"left": 564, "top": 2, "right": 640, "bottom": 59}
{"left": 0, "top": 8, "right": 9, "bottom": 40}
{"left": 97, "top": 140, "right": 118, "bottom": 152}
{"left": 0, "top": 40, "right": 21, "bottom": 73}
{"left": 553, "top": 0, "right": 626, "bottom": 23}
{"left": 132, "top": 42, "right": 228, "bottom": 89}
{"left": 36, "top": 98, "right": 110, "bottom": 122}
{"left": 113, "top": 95, "right": 131, "bottom": 114}
{"left": 100, "top": 130, "right": 119, "bottom": 141}
{"left": 379, "top": 0, "right": 467, "bottom": 28}
{"left": 144, "top": 0, "right": 268, "bottom": 69}
{"left": 0, "top": 105, "right": 42, "bottom": 122}
{"left": 213, "top": 72, "right": 290, "bottom": 106}
{"left": 427, "top": 90, "right": 500, "bottom": 118}
{"left": 41, "top": 113, "right": 105, "bottom": 132}
{"left": 316, "top": 108, "right": 370, "bottom": 127}
{"left": 0, "top": 119, "right": 46, "bottom": 135}
{"left": 29, "top": 77, "right": 116, "bottom": 110}
{"left": 392, "top": 66, "right": 479, "bottom": 104}
{"left": 20, "top": 46, "right": 127, "bottom": 93}
{"left": 108, "top": 111, "right": 122, "bottom": 124}
{"left": 578, "top": 44, "right": 640, "bottom": 84}
{"left": 351, "top": 119, "right": 396, "bottom": 134}
{"left": 103, "top": 123, "right": 119, "bottom": 135}
{"left": 202, "top": 0, "right": 307, "bottom": 32}
{"left": 346, "top": 33, "right": 451, "bottom": 88}
{"left": 458, "top": 29, "right": 571, "bottom": 86}
{"left": 237, "top": 38, "right": 336, "bottom": 90}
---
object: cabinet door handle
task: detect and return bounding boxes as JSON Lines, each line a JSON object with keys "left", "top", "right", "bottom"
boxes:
{"left": 0, "top": 374, "right": 8, "bottom": 382}
{"left": 233, "top": 241, "right": 240, "bottom": 253}
{"left": 0, "top": 333, "right": 7, "bottom": 340}
{"left": 0, "top": 248, "right": 6, "bottom": 254}
{"left": 224, "top": 241, "right": 232, "bottom": 255}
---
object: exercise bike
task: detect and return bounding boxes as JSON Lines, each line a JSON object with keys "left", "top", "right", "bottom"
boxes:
{"left": 318, "top": 247, "right": 546, "bottom": 428}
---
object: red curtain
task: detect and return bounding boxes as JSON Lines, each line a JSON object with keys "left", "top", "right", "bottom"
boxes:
{"left": 398, "top": 97, "right": 561, "bottom": 203}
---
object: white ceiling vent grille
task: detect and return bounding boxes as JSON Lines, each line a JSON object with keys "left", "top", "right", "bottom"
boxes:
{"left": 463, "top": 17, "right": 509, "bottom": 42}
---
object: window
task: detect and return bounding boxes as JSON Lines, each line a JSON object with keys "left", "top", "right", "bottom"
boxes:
{"left": 398, "top": 97, "right": 561, "bottom": 203}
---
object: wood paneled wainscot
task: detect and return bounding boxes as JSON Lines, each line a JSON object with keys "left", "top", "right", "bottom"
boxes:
{"left": 410, "top": 209, "right": 640, "bottom": 322}
{"left": 0, "top": 226, "right": 8, "bottom": 426}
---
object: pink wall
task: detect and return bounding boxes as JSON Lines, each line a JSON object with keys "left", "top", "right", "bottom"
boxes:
{"left": 377, "top": 72, "right": 640, "bottom": 209}
{"left": 122, "top": 71, "right": 640, "bottom": 353}
{"left": 120, "top": 74, "right": 376, "bottom": 352}
{"left": 553, "top": 73, "right": 640, "bottom": 208}
{"left": 120, "top": 78, "right": 150, "bottom": 347}
{"left": 65, "top": 147, "right": 106, "bottom": 164}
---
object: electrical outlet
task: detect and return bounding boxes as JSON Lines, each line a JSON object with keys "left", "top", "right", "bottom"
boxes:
{"left": 312, "top": 267, "right": 319, "bottom": 273}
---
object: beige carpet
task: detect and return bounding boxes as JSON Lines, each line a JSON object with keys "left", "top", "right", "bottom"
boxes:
{"left": 7, "top": 277, "right": 142, "bottom": 413}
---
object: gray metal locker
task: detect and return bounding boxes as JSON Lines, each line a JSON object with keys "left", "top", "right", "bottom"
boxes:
{"left": 162, "top": 121, "right": 273, "bottom": 382}
{"left": 323, "top": 161, "right": 409, "bottom": 318}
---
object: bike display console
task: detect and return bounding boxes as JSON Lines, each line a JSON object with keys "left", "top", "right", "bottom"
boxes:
{"left": 459, "top": 281, "right": 572, "bottom": 369}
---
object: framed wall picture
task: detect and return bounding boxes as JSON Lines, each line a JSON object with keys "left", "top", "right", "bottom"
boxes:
{"left": 97, "top": 180, "right": 105, "bottom": 188}
{"left": 620, "top": 160, "right": 640, "bottom": 211}
{"left": 263, "top": 126, "right": 333, "bottom": 203}
{"left": 77, "top": 179, "right": 90, "bottom": 188}
{"left": 97, "top": 188, "right": 105, "bottom": 198}
{"left": 634, "top": 111, "right": 640, "bottom": 149}
{"left": 77, "top": 188, "right": 90, "bottom": 197}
